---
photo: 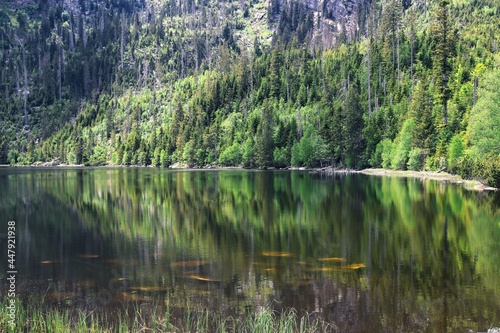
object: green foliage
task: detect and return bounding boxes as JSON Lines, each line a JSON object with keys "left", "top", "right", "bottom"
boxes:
{"left": 91, "top": 143, "right": 108, "bottom": 166}
{"left": 255, "top": 101, "right": 274, "bottom": 168}
{"left": 313, "top": 134, "right": 331, "bottom": 167}
{"left": 456, "top": 154, "right": 475, "bottom": 180}
{"left": 7, "top": 149, "right": 19, "bottom": 165}
{"left": 431, "top": 0, "right": 455, "bottom": 124}
{"left": 299, "top": 127, "right": 314, "bottom": 166}
{"left": 467, "top": 68, "right": 500, "bottom": 159}
{"left": 160, "top": 149, "right": 168, "bottom": 167}
{"left": 342, "top": 81, "right": 365, "bottom": 169}
{"left": 291, "top": 142, "right": 300, "bottom": 167}
{"left": 152, "top": 147, "right": 161, "bottom": 167}
{"left": 478, "top": 154, "right": 500, "bottom": 188}
{"left": 242, "top": 138, "right": 254, "bottom": 167}
{"left": 182, "top": 141, "right": 195, "bottom": 166}
{"left": 380, "top": 139, "right": 394, "bottom": 169}
{"left": 407, "top": 148, "right": 424, "bottom": 171}
{"left": 447, "top": 134, "right": 464, "bottom": 172}
{"left": 220, "top": 142, "right": 242, "bottom": 166}
{"left": 411, "top": 79, "right": 435, "bottom": 151}
{"left": 391, "top": 118, "right": 416, "bottom": 170}
{"left": 3, "top": 0, "right": 498, "bottom": 183}
{"left": 273, "top": 147, "right": 288, "bottom": 168}
{"left": 370, "top": 141, "right": 384, "bottom": 167}
{"left": 457, "top": 153, "right": 500, "bottom": 188}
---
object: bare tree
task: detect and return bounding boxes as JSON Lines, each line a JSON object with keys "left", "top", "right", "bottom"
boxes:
{"left": 120, "top": 9, "right": 126, "bottom": 68}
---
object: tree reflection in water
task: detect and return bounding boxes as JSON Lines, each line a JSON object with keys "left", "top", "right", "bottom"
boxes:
{"left": 0, "top": 168, "right": 499, "bottom": 332}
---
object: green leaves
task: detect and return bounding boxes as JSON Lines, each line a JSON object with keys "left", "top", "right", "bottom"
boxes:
{"left": 447, "top": 134, "right": 464, "bottom": 172}
{"left": 467, "top": 68, "right": 500, "bottom": 159}
{"left": 390, "top": 118, "right": 416, "bottom": 170}
{"left": 4, "top": 0, "right": 498, "bottom": 177}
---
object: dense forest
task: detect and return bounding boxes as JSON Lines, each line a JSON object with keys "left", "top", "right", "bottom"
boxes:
{"left": 0, "top": 0, "right": 499, "bottom": 186}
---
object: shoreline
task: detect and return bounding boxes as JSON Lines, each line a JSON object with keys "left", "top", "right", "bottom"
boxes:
{"left": 2, "top": 164, "right": 496, "bottom": 191}
{"left": 360, "top": 168, "right": 497, "bottom": 191}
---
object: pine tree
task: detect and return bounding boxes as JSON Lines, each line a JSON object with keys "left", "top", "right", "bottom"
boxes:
{"left": 410, "top": 79, "right": 435, "bottom": 154}
{"left": 431, "top": 0, "right": 454, "bottom": 125}
{"left": 342, "top": 81, "right": 365, "bottom": 168}
{"left": 255, "top": 100, "right": 274, "bottom": 168}
{"left": 381, "top": 0, "right": 403, "bottom": 87}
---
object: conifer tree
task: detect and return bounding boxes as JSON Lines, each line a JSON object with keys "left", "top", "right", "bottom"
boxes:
{"left": 431, "top": 0, "right": 454, "bottom": 125}
{"left": 255, "top": 100, "right": 274, "bottom": 167}
{"left": 342, "top": 81, "right": 365, "bottom": 168}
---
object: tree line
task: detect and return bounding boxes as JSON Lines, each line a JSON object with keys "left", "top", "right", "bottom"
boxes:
{"left": 1, "top": 0, "right": 499, "bottom": 187}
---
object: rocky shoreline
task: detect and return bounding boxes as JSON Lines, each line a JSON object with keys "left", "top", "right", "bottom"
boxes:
{"left": 2, "top": 163, "right": 497, "bottom": 192}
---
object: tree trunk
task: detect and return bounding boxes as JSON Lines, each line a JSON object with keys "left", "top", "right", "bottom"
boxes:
{"left": 57, "top": 46, "right": 62, "bottom": 101}
{"left": 397, "top": 35, "right": 401, "bottom": 86}
{"left": 120, "top": 10, "right": 126, "bottom": 68}
{"left": 367, "top": 36, "right": 372, "bottom": 115}
{"left": 21, "top": 43, "right": 29, "bottom": 129}
{"left": 473, "top": 76, "right": 478, "bottom": 106}
{"left": 411, "top": 34, "right": 414, "bottom": 96}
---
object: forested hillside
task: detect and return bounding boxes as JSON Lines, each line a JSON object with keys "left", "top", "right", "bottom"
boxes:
{"left": 0, "top": 0, "right": 499, "bottom": 186}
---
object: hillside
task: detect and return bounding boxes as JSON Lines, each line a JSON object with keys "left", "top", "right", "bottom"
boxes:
{"left": 0, "top": 0, "right": 499, "bottom": 186}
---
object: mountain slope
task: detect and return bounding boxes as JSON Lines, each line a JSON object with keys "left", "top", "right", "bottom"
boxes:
{"left": 1, "top": 0, "right": 499, "bottom": 185}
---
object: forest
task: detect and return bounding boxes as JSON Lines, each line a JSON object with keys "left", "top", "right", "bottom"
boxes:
{"left": 0, "top": 0, "right": 499, "bottom": 187}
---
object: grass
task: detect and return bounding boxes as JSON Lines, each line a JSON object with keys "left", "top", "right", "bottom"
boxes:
{"left": 0, "top": 298, "right": 336, "bottom": 333}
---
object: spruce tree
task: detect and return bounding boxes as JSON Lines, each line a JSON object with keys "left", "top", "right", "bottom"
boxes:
{"left": 431, "top": 0, "right": 454, "bottom": 125}
{"left": 342, "top": 81, "right": 365, "bottom": 168}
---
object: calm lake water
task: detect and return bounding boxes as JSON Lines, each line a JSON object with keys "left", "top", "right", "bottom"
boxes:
{"left": 1, "top": 167, "right": 499, "bottom": 332}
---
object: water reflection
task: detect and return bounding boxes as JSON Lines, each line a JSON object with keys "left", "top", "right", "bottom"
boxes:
{"left": 0, "top": 168, "right": 499, "bottom": 332}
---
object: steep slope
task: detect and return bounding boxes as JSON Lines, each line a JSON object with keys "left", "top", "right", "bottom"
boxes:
{"left": 0, "top": 0, "right": 368, "bottom": 160}
{"left": 1, "top": 0, "right": 499, "bottom": 185}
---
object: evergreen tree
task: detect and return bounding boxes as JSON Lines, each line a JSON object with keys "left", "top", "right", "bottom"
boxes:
{"left": 410, "top": 79, "right": 435, "bottom": 155}
{"left": 255, "top": 100, "right": 274, "bottom": 167}
{"left": 391, "top": 118, "right": 416, "bottom": 170}
{"left": 431, "top": 0, "right": 455, "bottom": 125}
{"left": 342, "top": 81, "right": 365, "bottom": 168}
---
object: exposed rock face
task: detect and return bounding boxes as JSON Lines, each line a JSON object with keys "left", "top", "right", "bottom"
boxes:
{"left": 308, "top": 0, "right": 362, "bottom": 48}
{"left": 273, "top": 0, "right": 365, "bottom": 48}
{"left": 8, "top": 0, "right": 364, "bottom": 50}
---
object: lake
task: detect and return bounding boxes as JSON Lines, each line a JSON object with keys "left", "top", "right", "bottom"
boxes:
{"left": 1, "top": 167, "right": 499, "bottom": 332}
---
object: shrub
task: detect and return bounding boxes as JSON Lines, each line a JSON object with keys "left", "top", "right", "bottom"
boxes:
{"left": 407, "top": 148, "right": 424, "bottom": 170}
{"left": 273, "top": 147, "right": 288, "bottom": 168}
{"left": 424, "top": 156, "right": 437, "bottom": 171}
{"left": 479, "top": 153, "right": 500, "bottom": 188}
{"left": 160, "top": 149, "right": 168, "bottom": 167}
{"left": 457, "top": 153, "right": 500, "bottom": 188}
{"left": 291, "top": 142, "right": 300, "bottom": 167}
{"left": 152, "top": 147, "right": 161, "bottom": 166}
{"left": 7, "top": 149, "right": 19, "bottom": 165}
{"left": 380, "top": 139, "right": 393, "bottom": 169}
{"left": 242, "top": 138, "right": 254, "bottom": 167}
{"left": 370, "top": 141, "right": 384, "bottom": 167}
{"left": 219, "top": 142, "right": 242, "bottom": 166}
{"left": 456, "top": 154, "right": 475, "bottom": 179}
{"left": 448, "top": 135, "right": 464, "bottom": 173}
{"left": 299, "top": 132, "right": 313, "bottom": 166}
{"left": 391, "top": 118, "right": 416, "bottom": 170}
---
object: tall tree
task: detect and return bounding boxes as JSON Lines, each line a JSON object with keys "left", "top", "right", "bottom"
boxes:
{"left": 467, "top": 68, "right": 500, "bottom": 159}
{"left": 342, "top": 81, "right": 365, "bottom": 168}
{"left": 410, "top": 79, "right": 435, "bottom": 153}
{"left": 381, "top": 0, "right": 402, "bottom": 87}
{"left": 431, "top": 0, "right": 454, "bottom": 125}
{"left": 255, "top": 100, "right": 274, "bottom": 167}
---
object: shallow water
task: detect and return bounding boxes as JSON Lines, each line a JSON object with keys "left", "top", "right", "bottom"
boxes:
{"left": 1, "top": 167, "right": 499, "bottom": 332}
